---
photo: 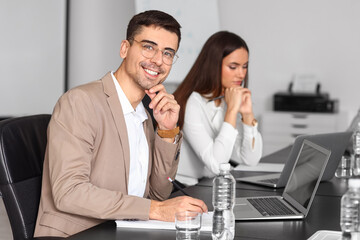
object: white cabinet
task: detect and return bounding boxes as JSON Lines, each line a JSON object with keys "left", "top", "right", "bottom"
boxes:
{"left": 260, "top": 111, "right": 348, "bottom": 155}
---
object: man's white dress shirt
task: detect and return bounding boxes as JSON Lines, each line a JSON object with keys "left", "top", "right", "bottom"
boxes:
{"left": 112, "top": 72, "right": 149, "bottom": 197}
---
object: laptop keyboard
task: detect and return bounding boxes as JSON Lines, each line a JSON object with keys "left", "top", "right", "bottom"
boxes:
{"left": 258, "top": 178, "right": 279, "bottom": 184}
{"left": 248, "top": 197, "right": 296, "bottom": 216}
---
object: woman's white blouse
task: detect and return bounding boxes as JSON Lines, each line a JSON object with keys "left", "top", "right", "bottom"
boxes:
{"left": 176, "top": 92, "right": 263, "bottom": 185}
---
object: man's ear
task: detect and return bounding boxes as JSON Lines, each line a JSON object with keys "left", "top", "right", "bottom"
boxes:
{"left": 120, "top": 40, "right": 130, "bottom": 58}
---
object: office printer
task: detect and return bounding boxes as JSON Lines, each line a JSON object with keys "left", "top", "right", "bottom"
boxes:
{"left": 273, "top": 82, "right": 339, "bottom": 113}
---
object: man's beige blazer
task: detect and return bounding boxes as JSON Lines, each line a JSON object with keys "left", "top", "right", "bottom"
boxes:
{"left": 34, "top": 72, "right": 181, "bottom": 237}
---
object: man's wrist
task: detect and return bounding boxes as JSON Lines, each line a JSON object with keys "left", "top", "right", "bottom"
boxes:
{"left": 149, "top": 200, "right": 161, "bottom": 220}
{"left": 157, "top": 125, "right": 180, "bottom": 138}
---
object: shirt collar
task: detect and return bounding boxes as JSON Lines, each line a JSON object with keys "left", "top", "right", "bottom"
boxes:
{"left": 135, "top": 101, "right": 148, "bottom": 123}
{"left": 111, "top": 72, "right": 148, "bottom": 122}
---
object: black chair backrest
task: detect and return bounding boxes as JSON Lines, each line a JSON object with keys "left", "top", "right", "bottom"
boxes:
{"left": 0, "top": 114, "right": 51, "bottom": 240}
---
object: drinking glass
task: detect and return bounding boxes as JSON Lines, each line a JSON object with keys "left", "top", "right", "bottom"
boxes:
{"left": 175, "top": 211, "right": 202, "bottom": 240}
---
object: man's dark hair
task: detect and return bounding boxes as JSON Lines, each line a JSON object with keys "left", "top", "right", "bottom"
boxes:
{"left": 127, "top": 10, "right": 181, "bottom": 48}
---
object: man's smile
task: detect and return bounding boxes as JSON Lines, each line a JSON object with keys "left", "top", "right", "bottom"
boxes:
{"left": 140, "top": 62, "right": 165, "bottom": 79}
{"left": 144, "top": 68, "right": 159, "bottom": 76}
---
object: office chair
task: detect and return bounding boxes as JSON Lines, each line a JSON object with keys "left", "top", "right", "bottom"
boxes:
{"left": 0, "top": 114, "right": 51, "bottom": 240}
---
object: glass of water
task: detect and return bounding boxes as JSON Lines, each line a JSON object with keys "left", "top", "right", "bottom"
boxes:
{"left": 175, "top": 211, "right": 202, "bottom": 240}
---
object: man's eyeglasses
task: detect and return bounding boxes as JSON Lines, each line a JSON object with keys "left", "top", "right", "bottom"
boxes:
{"left": 131, "top": 39, "right": 178, "bottom": 66}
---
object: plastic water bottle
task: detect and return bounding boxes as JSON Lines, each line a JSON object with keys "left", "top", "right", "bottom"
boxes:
{"left": 352, "top": 122, "right": 360, "bottom": 176}
{"left": 340, "top": 178, "right": 360, "bottom": 238}
{"left": 335, "top": 155, "right": 353, "bottom": 179}
{"left": 212, "top": 163, "right": 236, "bottom": 240}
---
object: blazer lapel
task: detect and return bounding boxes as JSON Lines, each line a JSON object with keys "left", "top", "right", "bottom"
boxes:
{"left": 144, "top": 113, "right": 154, "bottom": 175}
{"left": 102, "top": 72, "right": 131, "bottom": 192}
{"left": 143, "top": 111, "right": 155, "bottom": 197}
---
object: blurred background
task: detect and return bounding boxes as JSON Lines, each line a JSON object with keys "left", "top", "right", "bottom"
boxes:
{"left": 1, "top": 0, "right": 359, "bottom": 154}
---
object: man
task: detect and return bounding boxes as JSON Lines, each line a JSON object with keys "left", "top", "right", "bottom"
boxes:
{"left": 34, "top": 10, "right": 207, "bottom": 238}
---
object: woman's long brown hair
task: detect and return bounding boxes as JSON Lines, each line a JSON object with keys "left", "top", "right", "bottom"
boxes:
{"left": 173, "top": 31, "right": 249, "bottom": 129}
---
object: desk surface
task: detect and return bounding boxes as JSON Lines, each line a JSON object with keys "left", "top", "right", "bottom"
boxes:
{"left": 64, "top": 181, "right": 343, "bottom": 240}
{"left": 62, "top": 146, "right": 347, "bottom": 240}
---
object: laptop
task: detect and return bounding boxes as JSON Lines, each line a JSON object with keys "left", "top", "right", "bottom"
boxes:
{"left": 234, "top": 139, "right": 331, "bottom": 220}
{"left": 235, "top": 131, "right": 352, "bottom": 188}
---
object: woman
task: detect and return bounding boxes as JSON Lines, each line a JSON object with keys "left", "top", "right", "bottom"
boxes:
{"left": 174, "top": 31, "right": 263, "bottom": 186}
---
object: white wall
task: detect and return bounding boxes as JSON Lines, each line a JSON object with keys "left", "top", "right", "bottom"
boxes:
{"left": 219, "top": 0, "right": 360, "bottom": 125}
{"left": 68, "top": 0, "right": 135, "bottom": 89}
{"left": 0, "top": 0, "right": 66, "bottom": 117}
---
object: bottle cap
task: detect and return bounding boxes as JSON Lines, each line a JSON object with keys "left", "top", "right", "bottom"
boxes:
{"left": 220, "top": 163, "right": 231, "bottom": 171}
{"left": 349, "top": 178, "right": 360, "bottom": 188}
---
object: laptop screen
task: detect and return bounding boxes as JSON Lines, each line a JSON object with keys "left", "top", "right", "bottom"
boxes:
{"left": 282, "top": 139, "right": 331, "bottom": 215}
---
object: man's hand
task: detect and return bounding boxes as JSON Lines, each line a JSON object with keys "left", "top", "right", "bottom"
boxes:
{"left": 145, "top": 84, "right": 180, "bottom": 131}
{"left": 149, "top": 196, "right": 208, "bottom": 222}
